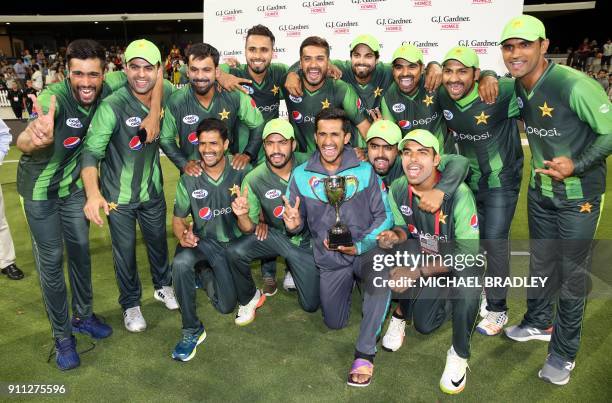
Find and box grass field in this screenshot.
[0,146,611,402]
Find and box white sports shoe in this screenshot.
[439,346,469,394]
[154,286,179,310]
[476,310,508,336]
[283,271,296,291]
[382,316,406,352]
[479,289,488,318]
[234,289,266,326]
[123,306,147,332]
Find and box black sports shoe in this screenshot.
[1,264,24,280]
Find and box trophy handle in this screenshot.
[343,175,359,202]
[309,177,327,203]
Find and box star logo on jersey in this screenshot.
[321,98,331,109]
[160,108,165,119]
[229,184,240,197]
[474,111,490,125]
[579,202,592,213]
[271,85,280,95]
[539,102,554,118]
[439,210,447,225]
[373,86,383,98]
[219,108,231,120]
[108,202,118,212]
[423,94,434,107]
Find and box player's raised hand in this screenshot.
[231,187,250,217]
[28,94,56,148]
[368,107,382,122]
[218,70,252,94]
[424,63,442,92]
[281,195,301,231]
[180,222,200,248]
[411,186,444,213]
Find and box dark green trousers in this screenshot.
[24,189,92,339]
[522,187,602,361]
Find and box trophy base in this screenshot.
[327,225,353,250]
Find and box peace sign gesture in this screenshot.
[281,195,302,232]
[27,94,56,149]
[231,186,250,218]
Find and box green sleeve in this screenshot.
[569,78,612,174]
[220,63,231,73]
[330,59,352,77]
[381,96,393,120]
[81,102,117,168]
[388,187,406,227]
[237,91,265,158]
[242,177,261,224]
[104,71,127,92]
[498,77,520,118]
[452,184,479,241]
[162,79,176,101]
[173,178,191,218]
[339,82,366,125]
[159,107,188,170]
[436,154,470,199]
[36,88,60,117]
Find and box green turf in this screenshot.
[0,147,611,402]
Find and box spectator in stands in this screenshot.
[603,39,612,70]
[31,65,43,91]
[23,80,37,117]
[22,49,33,66]
[13,58,26,84]
[596,69,609,92]
[36,49,46,65]
[577,38,591,71]
[7,81,26,120]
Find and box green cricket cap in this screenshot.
[366,120,402,145]
[500,15,546,43]
[350,34,380,53]
[262,118,295,140]
[125,39,161,66]
[398,129,440,154]
[442,46,479,68]
[392,44,424,64]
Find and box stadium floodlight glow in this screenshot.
[94,21,99,24]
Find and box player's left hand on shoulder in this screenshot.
[424,63,442,92]
[232,153,251,170]
[412,186,444,213]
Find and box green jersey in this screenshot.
[381,80,451,154]
[438,78,523,192]
[284,77,367,153]
[242,153,310,245]
[173,156,248,242]
[17,73,126,200]
[516,62,612,200]
[331,60,393,116]
[159,85,264,170]
[389,175,479,255]
[81,80,174,205]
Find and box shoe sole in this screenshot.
[172,330,208,362]
[476,326,503,336]
[538,371,570,386]
[235,293,266,327]
[72,326,113,339]
[263,288,278,297]
[381,338,404,352]
[125,325,146,333]
[153,292,179,310]
[440,382,465,394]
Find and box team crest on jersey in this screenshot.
[192,189,208,199]
[265,189,282,199]
[273,205,285,218]
[443,110,453,120]
[516,97,523,109]
[63,136,81,149]
[408,224,418,236]
[292,111,304,123]
[187,132,199,145]
[392,103,406,113]
[470,214,479,230]
[308,176,320,189]
[125,117,142,127]
[66,118,83,128]
[289,94,303,103]
[398,120,411,129]
[183,114,199,125]
[199,207,213,221]
[128,136,143,151]
[400,205,413,216]
[242,85,254,95]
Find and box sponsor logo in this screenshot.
[128,136,143,151]
[472,0,493,4]
[273,205,285,218]
[257,4,287,17]
[356,98,363,110]
[452,131,491,142]
[265,189,282,199]
[242,85,254,95]
[470,214,479,229]
[525,126,562,138]
[325,20,358,34]
[187,132,199,145]
[278,24,310,37]
[411,111,439,128]
[600,104,609,114]
[309,176,320,189]
[183,114,199,125]
[257,103,280,114]
[402,40,439,55]
[63,136,81,149]
[292,111,304,123]
[392,103,406,113]
[432,15,471,30]
[216,8,243,22]
[398,120,411,129]
[289,94,303,103]
[457,40,498,55]
[302,0,335,13]
[192,189,209,199]
[376,18,412,32]
[351,0,386,10]
[411,0,432,6]
[222,50,243,57]
[125,117,142,127]
[381,181,386,192]
[400,205,413,216]
[66,118,83,129]
[198,206,232,221]
[517,97,523,109]
[443,110,453,120]
[408,224,418,236]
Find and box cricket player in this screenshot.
[81,39,177,333]
[497,15,612,385]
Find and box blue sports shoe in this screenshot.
[172,325,207,362]
[72,314,113,339]
[55,336,80,371]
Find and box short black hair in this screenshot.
[66,39,106,69]
[315,107,350,134]
[197,118,228,141]
[300,36,330,58]
[187,43,220,67]
[246,25,275,47]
